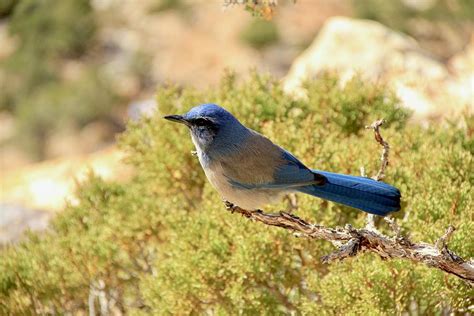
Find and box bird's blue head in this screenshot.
[164,103,249,155]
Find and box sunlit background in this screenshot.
[0,0,473,241]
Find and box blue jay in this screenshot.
[164,104,401,216]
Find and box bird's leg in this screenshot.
[284,193,298,212]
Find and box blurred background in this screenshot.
[0,0,473,242]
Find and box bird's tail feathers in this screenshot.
[297,170,401,216]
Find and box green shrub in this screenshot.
[352,0,474,36]
[0,0,17,18]
[240,19,280,49]
[14,69,119,158]
[8,0,95,60]
[0,0,106,158]
[1,73,472,314]
[2,0,96,100]
[149,0,187,13]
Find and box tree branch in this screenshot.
[365,118,389,181]
[223,120,474,284]
[225,204,474,283]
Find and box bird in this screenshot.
[164,103,401,216]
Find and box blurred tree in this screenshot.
[9,0,95,59]
[2,0,96,105]
[352,0,474,59]
[0,0,18,18]
[15,70,119,158]
[353,0,474,28]
[149,0,188,13]
[240,19,280,50]
[0,0,123,159]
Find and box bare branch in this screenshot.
[365,119,389,181]
[359,166,367,178]
[225,203,474,283]
[222,119,474,284]
[365,214,377,231]
[436,225,455,251]
[363,119,387,231]
[360,166,377,232]
[322,239,360,263]
[384,216,402,238]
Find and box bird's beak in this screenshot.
[163,115,190,126]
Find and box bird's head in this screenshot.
[164,103,248,154]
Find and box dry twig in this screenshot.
[223,120,474,284]
[365,119,389,181]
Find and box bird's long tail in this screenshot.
[297,170,401,216]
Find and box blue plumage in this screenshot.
[164,104,401,216]
[298,171,401,216]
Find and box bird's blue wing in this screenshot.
[272,150,321,185]
[227,146,325,190]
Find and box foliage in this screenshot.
[8,0,95,60]
[2,0,96,104]
[353,0,474,31]
[236,0,296,20]
[1,73,473,314]
[0,0,122,159]
[149,0,189,14]
[14,69,119,158]
[240,19,280,50]
[0,0,17,18]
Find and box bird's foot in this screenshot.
[223,200,254,218]
[284,193,298,212]
[224,200,235,211]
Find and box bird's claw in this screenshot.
[224,200,235,211]
[224,200,255,217]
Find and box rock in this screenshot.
[127,99,157,121]
[283,17,473,122]
[0,144,33,172]
[0,146,131,243]
[0,146,132,213]
[0,204,51,244]
[447,35,474,110]
[45,121,119,159]
[0,21,16,60]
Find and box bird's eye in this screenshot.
[193,118,213,126]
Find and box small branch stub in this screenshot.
[436,225,455,251]
[322,238,360,263]
[362,120,388,233]
[365,119,389,181]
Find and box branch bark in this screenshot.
[223,119,474,284]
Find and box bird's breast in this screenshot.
[198,152,284,210]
